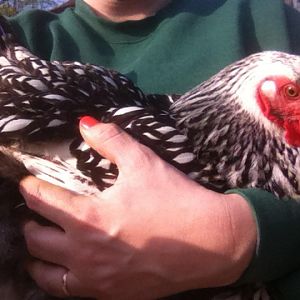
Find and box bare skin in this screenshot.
[83,0,172,22]
[20,119,256,299]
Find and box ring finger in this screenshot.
[27,259,72,298]
[26,259,89,298]
[24,220,69,266]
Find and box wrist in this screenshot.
[160,187,257,292]
[220,193,257,285]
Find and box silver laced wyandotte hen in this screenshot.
[0,13,300,300]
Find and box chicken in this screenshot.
[0,15,298,300]
[172,50,300,199]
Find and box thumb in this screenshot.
[79,116,144,171]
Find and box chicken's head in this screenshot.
[224,51,300,147]
[257,76,300,146]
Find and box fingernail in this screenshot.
[80,116,100,130]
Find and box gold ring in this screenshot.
[62,271,71,297]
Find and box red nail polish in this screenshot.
[80,116,99,129]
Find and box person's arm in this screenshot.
[19,117,256,299]
[228,188,300,286]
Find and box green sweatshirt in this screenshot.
[7,0,300,298]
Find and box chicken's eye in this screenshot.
[284,84,300,99]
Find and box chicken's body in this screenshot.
[0,16,299,300]
[2,40,300,200]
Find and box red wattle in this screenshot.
[284,121,300,147]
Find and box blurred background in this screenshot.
[0,0,65,15]
[285,0,300,10]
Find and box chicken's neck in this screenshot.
[171,90,300,199]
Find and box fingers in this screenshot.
[80,116,150,172]
[24,221,69,267]
[26,260,83,298]
[19,175,81,228]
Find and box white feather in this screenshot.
[173,153,195,164]
[1,119,32,132]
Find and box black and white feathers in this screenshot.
[1,37,300,200]
[0,16,300,300]
[0,20,186,197]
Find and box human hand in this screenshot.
[20,117,256,299]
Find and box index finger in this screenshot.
[19,176,82,228]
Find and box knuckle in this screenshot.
[99,123,123,142]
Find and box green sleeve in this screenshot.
[226,189,300,284]
[284,4,300,55]
[267,270,300,300]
